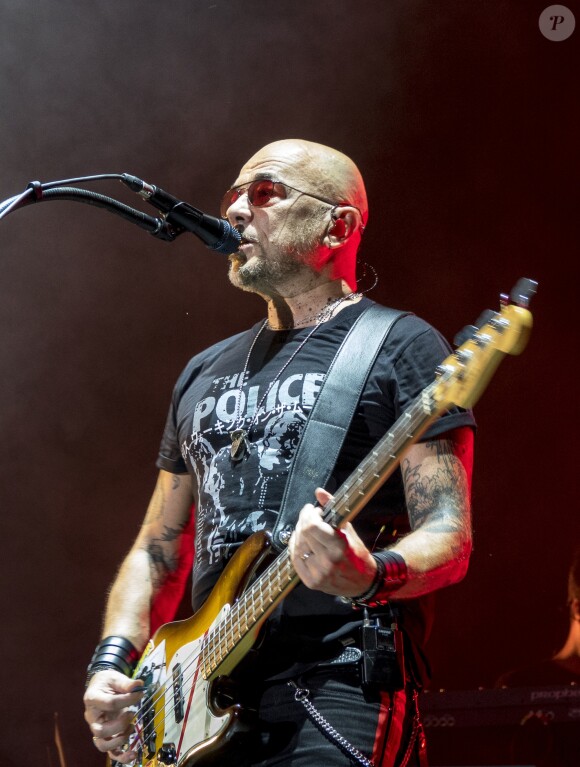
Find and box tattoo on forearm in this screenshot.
[141,477,189,587]
[161,521,188,542]
[143,520,188,584]
[145,541,180,587]
[403,439,470,536]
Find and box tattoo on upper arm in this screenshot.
[402,439,470,535]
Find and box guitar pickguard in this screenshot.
[130,607,233,766]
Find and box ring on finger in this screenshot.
[300,551,313,561]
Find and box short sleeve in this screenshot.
[156,382,189,475]
[391,324,477,439]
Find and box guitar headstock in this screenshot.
[433,278,537,411]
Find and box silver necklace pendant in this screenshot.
[230,428,250,462]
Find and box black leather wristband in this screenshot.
[350,554,386,604]
[349,550,408,608]
[85,635,139,687]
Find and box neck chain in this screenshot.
[267,290,359,331]
[229,292,358,462]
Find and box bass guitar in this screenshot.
[116,278,536,767]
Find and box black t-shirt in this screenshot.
[157,298,476,678]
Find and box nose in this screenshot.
[226,191,253,228]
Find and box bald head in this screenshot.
[229,139,368,293]
[237,139,368,225]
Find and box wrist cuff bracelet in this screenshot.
[85,635,139,687]
[349,550,408,608]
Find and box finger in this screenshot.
[84,681,144,720]
[92,721,134,752]
[290,489,337,566]
[296,509,346,555]
[108,674,146,696]
[92,710,134,740]
[125,676,147,693]
[87,668,143,696]
[108,686,145,705]
[314,487,334,507]
[92,728,131,754]
[108,746,139,764]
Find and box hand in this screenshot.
[289,488,377,597]
[83,669,144,763]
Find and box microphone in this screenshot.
[120,173,241,255]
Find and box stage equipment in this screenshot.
[0,173,241,255]
[420,684,579,766]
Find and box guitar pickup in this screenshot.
[172,663,184,723]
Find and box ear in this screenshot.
[323,206,361,249]
[572,598,580,621]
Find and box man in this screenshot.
[83,139,475,766]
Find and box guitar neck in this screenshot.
[324,380,441,529]
[201,380,443,678]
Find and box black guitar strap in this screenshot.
[271,302,410,552]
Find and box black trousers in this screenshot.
[237,668,426,767]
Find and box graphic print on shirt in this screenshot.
[181,369,325,574]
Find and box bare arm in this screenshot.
[103,469,194,649]
[388,425,473,597]
[290,426,473,599]
[84,469,194,763]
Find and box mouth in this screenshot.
[229,232,257,264]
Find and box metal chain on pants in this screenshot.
[288,681,375,767]
[288,681,421,767]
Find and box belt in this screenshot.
[315,645,363,669]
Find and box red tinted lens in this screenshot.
[247,179,279,207]
[221,180,286,217]
[220,188,241,218]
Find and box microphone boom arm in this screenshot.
[1,183,180,241]
[1,172,241,253]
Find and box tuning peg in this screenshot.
[454,325,477,347]
[474,309,497,329]
[509,278,538,308]
[454,309,497,347]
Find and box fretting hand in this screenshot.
[289,487,377,597]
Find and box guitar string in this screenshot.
[128,382,441,749]
[128,549,297,751]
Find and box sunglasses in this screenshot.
[220,178,356,219]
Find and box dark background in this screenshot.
[0,1,577,765]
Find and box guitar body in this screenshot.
[128,530,273,766]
